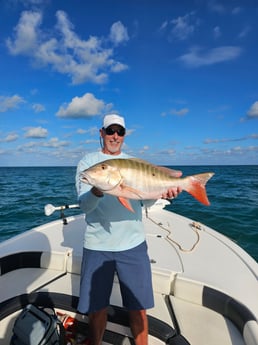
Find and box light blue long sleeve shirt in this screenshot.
[76,151,153,251]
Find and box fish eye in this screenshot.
[101,164,106,170]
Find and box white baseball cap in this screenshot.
[102,114,125,129]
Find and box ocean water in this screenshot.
[0,165,257,262]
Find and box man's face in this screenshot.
[100,125,126,155]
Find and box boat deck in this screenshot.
[0,202,257,344]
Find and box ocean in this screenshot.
[0,165,257,262]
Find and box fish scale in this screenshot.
[120,161,171,193]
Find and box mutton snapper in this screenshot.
[80,158,214,212]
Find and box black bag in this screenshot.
[10,304,65,345]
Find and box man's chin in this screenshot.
[107,144,121,154]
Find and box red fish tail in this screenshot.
[184,173,214,206]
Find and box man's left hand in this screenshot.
[161,187,182,199]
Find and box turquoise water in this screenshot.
[0,165,257,261]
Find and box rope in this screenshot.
[145,208,202,252]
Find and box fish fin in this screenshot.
[120,184,143,198]
[184,172,214,206]
[156,166,182,177]
[117,183,145,212]
[118,197,135,212]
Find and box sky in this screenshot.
[0,0,258,167]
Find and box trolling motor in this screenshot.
[44,203,79,225]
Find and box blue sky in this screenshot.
[0,0,258,166]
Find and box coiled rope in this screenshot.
[145,207,202,252]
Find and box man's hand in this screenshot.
[161,186,182,199]
[91,187,104,197]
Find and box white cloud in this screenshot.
[139,145,149,154]
[84,139,99,145]
[0,133,19,142]
[77,127,99,135]
[56,93,107,119]
[42,137,70,148]
[32,103,45,112]
[109,21,129,45]
[213,26,221,39]
[77,128,87,134]
[238,26,251,39]
[204,133,258,144]
[170,108,189,116]
[170,12,196,41]
[18,0,47,5]
[6,10,129,85]
[158,149,176,156]
[179,46,242,68]
[21,141,37,148]
[110,61,129,73]
[24,126,48,138]
[0,94,25,112]
[30,88,38,95]
[247,101,258,119]
[158,21,168,32]
[207,0,226,14]
[20,137,69,148]
[232,7,242,15]
[6,11,42,55]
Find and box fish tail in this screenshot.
[184,172,214,206]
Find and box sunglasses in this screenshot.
[103,127,126,136]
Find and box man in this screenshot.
[75,114,181,345]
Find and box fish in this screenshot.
[80,158,214,212]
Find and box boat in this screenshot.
[0,199,257,345]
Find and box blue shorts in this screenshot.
[77,241,154,313]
